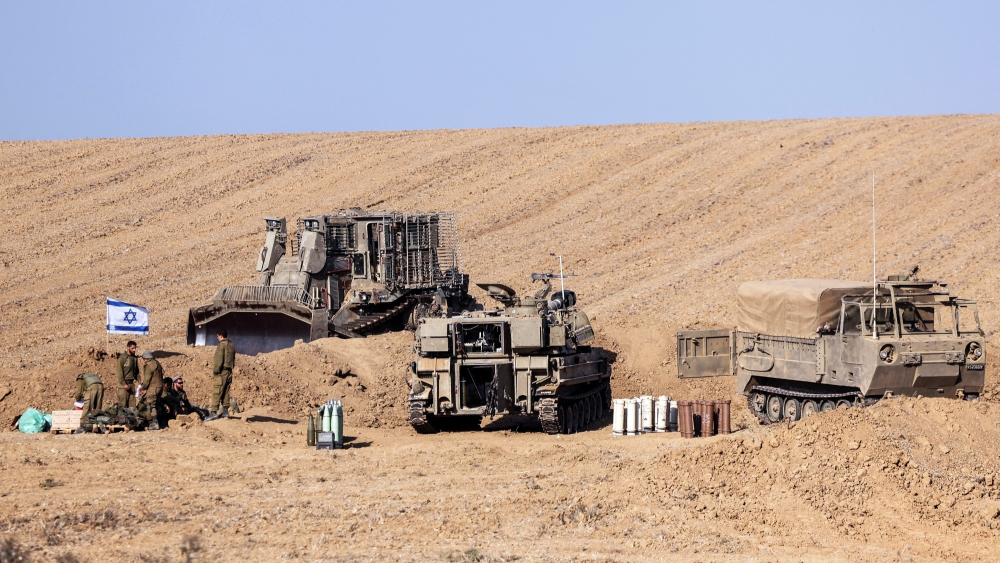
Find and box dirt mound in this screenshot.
[1,332,412,429]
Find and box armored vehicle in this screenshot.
[187,209,469,355]
[677,273,985,424]
[407,274,612,434]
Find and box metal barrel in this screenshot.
[634,398,643,434]
[654,396,668,432]
[678,400,694,438]
[612,399,626,436]
[700,400,714,437]
[640,396,654,433]
[718,399,732,435]
[625,399,638,435]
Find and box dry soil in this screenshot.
[1,116,1000,561]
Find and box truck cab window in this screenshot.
[842,303,862,334]
[898,302,935,333]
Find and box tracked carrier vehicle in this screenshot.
[677,274,985,424]
[408,274,612,434]
[187,210,469,355]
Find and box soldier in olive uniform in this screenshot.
[209,329,236,419]
[137,351,164,430]
[163,377,207,419]
[74,373,104,418]
[115,341,140,408]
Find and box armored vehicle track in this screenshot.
[538,381,612,434]
[747,385,874,425]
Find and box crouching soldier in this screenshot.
[163,377,208,419]
[137,351,164,430]
[74,373,104,418]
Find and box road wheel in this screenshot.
[836,399,852,409]
[801,400,819,418]
[568,404,578,434]
[750,392,767,414]
[766,395,783,423]
[592,394,601,421]
[820,400,836,412]
[558,405,568,434]
[782,397,801,422]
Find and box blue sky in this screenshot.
[1,1,997,140]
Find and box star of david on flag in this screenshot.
[106,298,150,335]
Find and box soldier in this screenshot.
[115,341,140,408]
[207,329,236,420]
[137,351,164,430]
[163,376,207,419]
[160,377,174,420]
[73,373,104,418]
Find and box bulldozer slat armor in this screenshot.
[187,210,470,354]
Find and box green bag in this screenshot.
[18,409,47,434]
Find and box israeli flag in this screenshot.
[106,298,150,335]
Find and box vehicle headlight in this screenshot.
[966,342,983,361]
[879,344,896,363]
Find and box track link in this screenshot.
[408,399,438,434]
[537,381,611,435]
[336,298,417,337]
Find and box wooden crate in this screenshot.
[50,410,83,431]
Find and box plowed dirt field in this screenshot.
[2,115,1000,561]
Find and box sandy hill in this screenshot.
[2,115,999,397]
[3,116,1000,561]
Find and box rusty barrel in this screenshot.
[677,400,694,438]
[700,400,714,437]
[717,399,732,435]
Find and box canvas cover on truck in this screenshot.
[736,280,871,339]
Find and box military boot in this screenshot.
[147,419,160,431]
[216,406,230,420]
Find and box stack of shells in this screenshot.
[612,396,678,436]
[307,399,344,449]
[676,399,731,438]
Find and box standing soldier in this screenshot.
[138,351,164,430]
[208,329,236,420]
[115,341,140,408]
[74,373,104,418]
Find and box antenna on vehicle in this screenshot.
[549,253,565,301]
[871,169,878,339]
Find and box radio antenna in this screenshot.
[558,255,565,298]
[871,169,878,339]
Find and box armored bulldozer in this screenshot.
[187,209,469,355]
[407,274,612,434]
[677,273,986,424]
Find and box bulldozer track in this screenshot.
[538,381,611,435]
[337,298,417,337]
[408,399,438,434]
